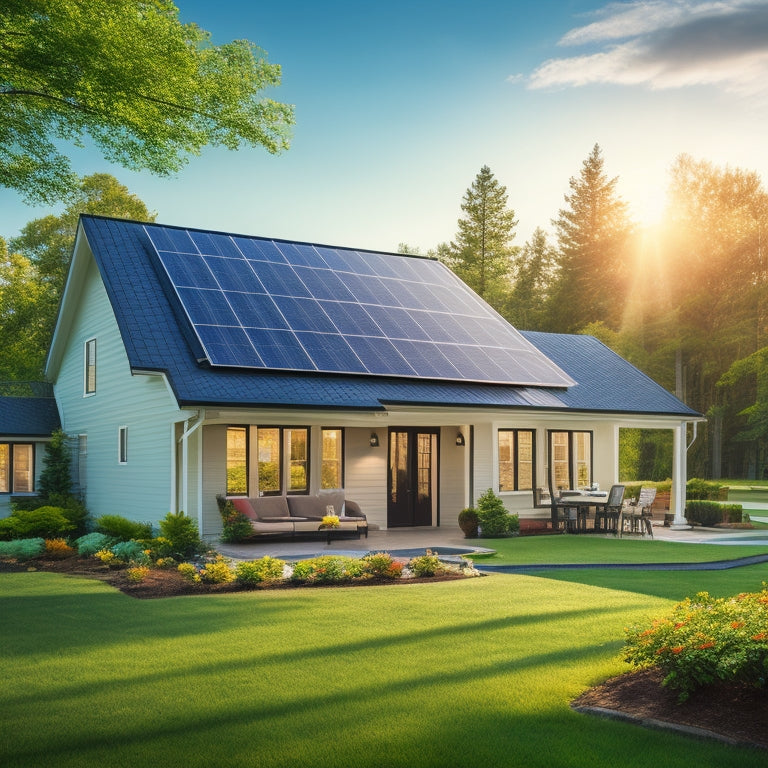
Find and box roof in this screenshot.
[60,215,700,418]
[0,397,60,437]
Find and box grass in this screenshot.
[2,564,768,768]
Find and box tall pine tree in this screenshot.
[443,166,518,309]
[549,144,633,332]
[506,227,557,330]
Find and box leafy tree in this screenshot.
[506,227,557,329]
[0,0,294,204]
[549,144,633,332]
[442,166,518,308]
[37,428,73,501]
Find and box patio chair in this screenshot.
[594,484,625,534]
[629,486,656,537]
[547,474,572,532]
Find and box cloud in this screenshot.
[528,0,768,96]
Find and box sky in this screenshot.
[2,0,768,253]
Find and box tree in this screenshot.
[549,144,633,332]
[442,166,518,308]
[0,0,294,204]
[506,227,557,329]
[4,174,156,379]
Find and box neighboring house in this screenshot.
[41,215,702,536]
[0,386,61,517]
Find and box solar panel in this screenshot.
[144,225,574,387]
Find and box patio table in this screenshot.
[556,491,608,533]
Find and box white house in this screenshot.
[40,215,702,536]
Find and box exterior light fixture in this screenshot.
[456,432,465,447]
[369,432,380,447]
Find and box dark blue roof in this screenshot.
[77,215,700,417]
[0,397,60,437]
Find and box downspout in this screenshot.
[177,411,205,516]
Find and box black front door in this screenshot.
[387,428,438,527]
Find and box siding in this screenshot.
[53,258,181,524]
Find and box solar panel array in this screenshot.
[143,225,573,387]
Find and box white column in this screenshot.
[670,422,690,529]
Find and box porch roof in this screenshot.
[0,397,60,437]
[73,216,699,419]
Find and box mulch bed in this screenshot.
[573,666,768,750]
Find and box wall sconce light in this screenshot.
[456,432,466,447]
[369,432,380,448]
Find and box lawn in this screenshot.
[2,563,767,768]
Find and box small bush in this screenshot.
[290,555,364,584]
[235,556,286,585]
[0,507,74,540]
[75,532,114,557]
[361,552,403,580]
[44,538,76,559]
[94,549,118,565]
[158,512,203,559]
[111,540,150,565]
[476,488,517,537]
[686,478,728,500]
[177,562,201,583]
[0,538,46,560]
[155,557,177,569]
[458,507,479,538]
[126,566,150,583]
[408,551,443,577]
[200,557,235,583]
[96,515,153,541]
[625,588,768,701]
[216,496,254,543]
[685,501,742,527]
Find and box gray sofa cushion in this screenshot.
[250,495,291,518]
[286,495,324,519]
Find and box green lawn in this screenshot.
[2,565,768,768]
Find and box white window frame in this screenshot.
[118,426,128,465]
[84,338,97,396]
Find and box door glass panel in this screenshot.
[416,433,432,503]
[389,431,408,505]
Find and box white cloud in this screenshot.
[528,0,768,96]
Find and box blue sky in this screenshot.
[2,0,768,252]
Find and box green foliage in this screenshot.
[625,588,768,701]
[1,1,293,205]
[110,540,150,565]
[216,495,254,543]
[506,227,557,329]
[686,478,728,500]
[290,555,364,584]
[0,506,73,540]
[158,512,204,559]
[126,566,150,583]
[686,501,742,527]
[74,532,114,557]
[0,537,45,560]
[177,562,201,584]
[37,429,71,501]
[361,552,403,580]
[476,488,518,537]
[619,428,673,483]
[200,557,235,584]
[235,556,286,586]
[408,551,443,577]
[96,514,153,542]
[458,507,479,538]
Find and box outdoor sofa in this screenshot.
[227,492,368,541]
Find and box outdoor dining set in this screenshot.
[548,484,656,536]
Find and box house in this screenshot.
[38,215,701,536]
[0,385,61,517]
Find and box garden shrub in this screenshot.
[126,566,150,583]
[458,507,479,538]
[44,538,76,559]
[0,538,46,560]
[361,552,403,579]
[290,555,364,584]
[111,540,150,564]
[216,495,253,543]
[685,501,742,527]
[94,549,118,566]
[200,557,235,583]
[235,556,286,585]
[96,514,153,541]
[158,512,204,559]
[476,488,518,537]
[177,562,201,583]
[0,506,74,540]
[625,588,768,701]
[75,532,114,557]
[408,551,443,577]
[686,478,728,500]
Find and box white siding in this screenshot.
[341,427,387,528]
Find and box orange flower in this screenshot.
[697,642,715,650]
[671,646,685,654]
[752,632,766,641]
[731,621,745,629]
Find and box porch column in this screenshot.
[670,422,690,529]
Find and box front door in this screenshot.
[387,428,439,527]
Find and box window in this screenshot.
[253,427,311,496]
[257,427,281,495]
[548,430,592,490]
[0,443,34,493]
[84,338,97,395]
[118,426,128,464]
[498,429,535,492]
[226,427,247,495]
[321,428,344,489]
